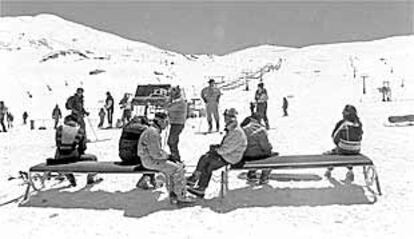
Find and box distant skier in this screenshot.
[166,86,187,162]
[6,112,14,129]
[323,104,363,183]
[201,79,222,132]
[255,82,270,129]
[104,91,114,128]
[22,111,28,125]
[0,101,7,132]
[65,87,90,132]
[282,97,289,116]
[52,104,62,129]
[119,93,132,126]
[98,108,106,128]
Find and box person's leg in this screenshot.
[212,104,220,131]
[263,102,269,129]
[79,154,102,184]
[187,153,210,185]
[197,154,227,190]
[167,124,184,162]
[206,104,213,131]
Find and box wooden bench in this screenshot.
[219,154,382,198]
[23,161,158,201]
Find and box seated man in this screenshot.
[137,112,193,203]
[48,115,102,187]
[186,108,248,198]
[238,113,276,184]
[118,115,156,189]
[324,104,363,182]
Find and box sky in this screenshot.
[1,0,413,55]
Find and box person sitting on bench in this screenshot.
[48,114,102,187]
[324,104,364,182]
[137,112,193,203]
[186,108,247,198]
[237,113,277,184]
[118,115,156,189]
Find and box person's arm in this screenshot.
[216,88,222,102]
[201,88,207,103]
[258,132,273,155]
[216,130,242,156]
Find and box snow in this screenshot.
[1,14,414,239]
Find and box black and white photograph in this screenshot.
[0,0,413,238]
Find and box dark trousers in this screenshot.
[196,151,228,189]
[0,118,6,132]
[98,116,105,128]
[167,124,185,161]
[256,102,269,128]
[54,119,59,129]
[283,107,288,116]
[107,109,113,125]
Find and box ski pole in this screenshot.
[86,116,99,141]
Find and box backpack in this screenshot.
[65,96,75,110]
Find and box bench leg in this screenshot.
[220,166,229,200]
[363,165,382,196]
[374,167,382,196]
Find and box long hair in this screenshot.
[343,104,361,125]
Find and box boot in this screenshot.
[66,173,77,187]
[324,167,333,178]
[86,173,103,185]
[136,175,153,189]
[187,186,205,198]
[259,170,271,184]
[246,170,258,182]
[186,171,201,187]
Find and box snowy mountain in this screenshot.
[1,14,414,120]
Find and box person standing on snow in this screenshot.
[65,87,90,132]
[282,97,288,116]
[98,108,106,128]
[7,112,14,129]
[52,104,62,129]
[255,82,270,129]
[104,91,114,128]
[22,111,28,125]
[119,93,132,126]
[166,86,187,163]
[201,79,222,132]
[0,101,8,132]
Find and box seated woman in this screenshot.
[324,104,363,182]
[186,108,247,198]
[237,113,277,184]
[48,115,102,187]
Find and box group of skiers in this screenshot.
[47,80,362,203]
[0,101,14,132]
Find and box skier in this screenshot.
[255,82,270,129]
[98,108,106,128]
[65,88,90,132]
[237,113,276,184]
[282,97,288,116]
[48,114,102,187]
[104,91,114,128]
[52,104,62,129]
[0,101,7,132]
[166,86,187,162]
[137,112,193,203]
[22,111,28,125]
[6,112,14,129]
[119,93,132,126]
[118,115,156,189]
[323,104,363,182]
[201,79,222,132]
[186,108,247,198]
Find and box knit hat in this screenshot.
[154,112,168,120]
[208,79,215,84]
[223,108,238,118]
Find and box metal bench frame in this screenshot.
[22,161,158,201]
[219,154,382,199]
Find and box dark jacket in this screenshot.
[66,94,87,118]
[50,122,87,164]
[332,119,363,154]
[105,94,114,111]
[52,107,62,120]
[119,120,148,163]
[242,121,273,158]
